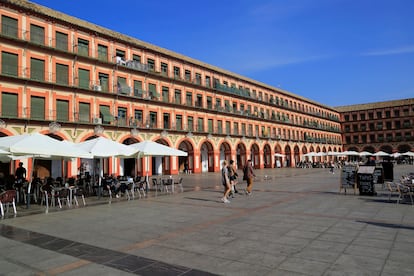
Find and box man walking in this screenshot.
[243,160,255,195]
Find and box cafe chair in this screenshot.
[56,188,71,208]
[162,178,174,193]
[386,181,399,202]
[396,183,413,205]
[174,177,184,192]
[134,177,146,198]
[73,187,86,206]
[0,190,17,217]
[153,178,164,195]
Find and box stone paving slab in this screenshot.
[0,165,414,275]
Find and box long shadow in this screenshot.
[357,220,414,231]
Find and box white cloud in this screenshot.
[362,45,414,56]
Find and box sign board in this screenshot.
[339,164,357,194]
[358,172,376,195]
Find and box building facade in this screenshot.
[0,0,342,178]
[336,99,414,154]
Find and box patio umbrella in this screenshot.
[373,151,390,157]
[128,140,188,191]
[342,150,360,156]
[391,152,401,158]
[402,151,414,157]
[74,136,138,158]
[359,151,373,157]
[0,133,92,159]
[74,136,140,197]
[274,153,284,157]
[0,133,92,208]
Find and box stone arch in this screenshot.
[250,143,260,169]
[263,143,272,168]
[236,142,247,170]
[219,141,232,169]
[200,140,214,172]
[178,139,194,173]
[284,145,292,167]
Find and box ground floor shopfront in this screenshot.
[0,126,342,179]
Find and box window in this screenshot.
[217,120,222,134]
[147,58,155,71]
[132,54,141,63]
[163,113,170,129]
[134,80,143,97]
[173,66,180,79]
[225,121,231,135]
[1,52,18,76]
[394,109,400,117]
[207,96,212,109]
[376,111,382,119]
[117,107,127,126]
[30,58,44,81]
[176,115,182,130]
[205,76,211,87]
[385,111,391,118]
[98,73,109,92]
[186,92,192,106]
[99,105,112,124]
[162,86,169,102]
[161,62,168,75]
[55,31,68,51]
[174,89,181,104]
[197,118,204,132]
[208,119,213,133]
[77,38,89,56]
[30,96,45,120]
[2,15,18,38]
[78,102,90,123]
[78,68,90,89]
[1,92,18,117]
[368,112,374,119]
[187,116,193,131]
[241,123,246,136]
[352,114,357,121]
[97,44,108,61]
[234,122,239,135]
[195,73,201,85]
[185,70,191,81]
[56,63,69,85]
[30,24,44,45]
[196,94,202,108]
[386,121,392,130]
[56,99,69,121]
[117,77,129,95]
[360,113,365,120]
[148,83,157,99]
[134,110,143,126]
[116,49,125,58]
[149,111,157,128]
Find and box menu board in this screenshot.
[339,164,357,194]
[357,166,377,195]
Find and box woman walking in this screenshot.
[243,159,256,195]
[221,160,231,203]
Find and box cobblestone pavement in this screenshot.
[1,164,414,275]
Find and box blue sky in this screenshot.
[31,0,414,107]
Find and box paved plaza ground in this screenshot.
[1,164,414,275]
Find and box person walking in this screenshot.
[243,159,255,195]
[221,160,231,203]
[228,160,239,197]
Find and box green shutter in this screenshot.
[77,38,89,56]
[30,96,45,120]
[99,73,109,92]
[98,44,108,61]
[56,100,69,121]
[78,69,90,89]
[55,31,68,51]
[30,58,44,81]
[99,105,112,124]
[2,15,18,38]
[134,80,143,97]
[2,93,18,117]
[2,52,18,76]
[78,102,90,123]
[30,24,44,45]
[56,63,68,85]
